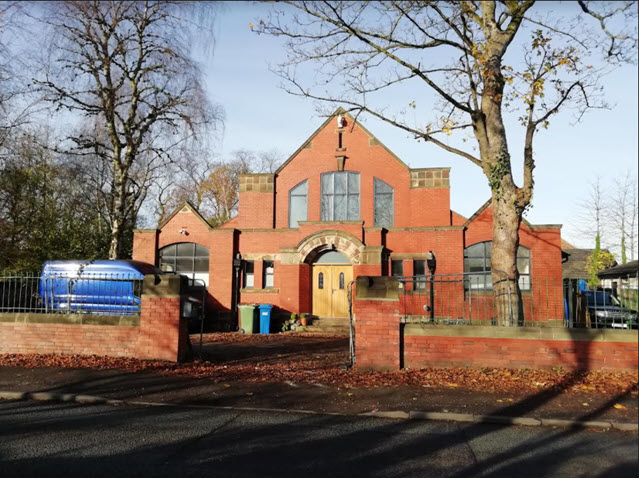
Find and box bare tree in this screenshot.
[574,177,608,250]
[255,1,637,323]
[151,148,283,228]
[0,1,34,150]
[629,179,638,262]
[34,1,222,258]
[611,172,638,263]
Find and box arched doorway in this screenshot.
[311,250,353,318]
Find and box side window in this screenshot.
[243,261,254,288]
[391,259,404,277]
[463,242,531,290]
[374,178,394,227]
[289,180,308,228]
[263,260,274,288]
[413,260,426,290]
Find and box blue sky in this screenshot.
[204,2,638,250]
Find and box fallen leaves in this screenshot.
[0,333,636,397]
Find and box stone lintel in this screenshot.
[360,246,384,265]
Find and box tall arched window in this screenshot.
[463,241,531,290]
[289,179,308,228]
[159,243,210,286]
[374,178,394,227]
[321,171,360,221]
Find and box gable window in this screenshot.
[321,172,360,221]
[374,178,394,227]
[263,260,274,288]
[464,242,531,291]
[289,180,308,228]
[159,243,209,287]
[243,261,254,288]
[413,260,426,290]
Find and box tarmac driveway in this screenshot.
[193,333,350,367]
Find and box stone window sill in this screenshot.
[241,288,280,294]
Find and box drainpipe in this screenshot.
[233,253,242,330]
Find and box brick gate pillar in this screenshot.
[354,276,401,371]
[138,274,190,362]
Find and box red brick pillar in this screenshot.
[138,275,190,362]
[354,276,401,371]
[209,229,237,311]
[132,229,159,265]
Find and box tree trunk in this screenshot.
[108,167,127,259]
[491,194,523,325]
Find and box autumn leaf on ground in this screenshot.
[613,403,627,410]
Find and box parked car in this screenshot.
[585,290,638,329]
[39,260,162,315]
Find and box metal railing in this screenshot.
[398,272,638,329]
[0,272,143,316]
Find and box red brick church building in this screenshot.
[133,110,564,324]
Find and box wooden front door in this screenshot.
[312,265,353,318]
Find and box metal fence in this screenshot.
[0,272,144,315]
[399,272,638,329]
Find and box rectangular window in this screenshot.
[391,260,404,277]
[243,261,254,288]
[289,180,308,228]
[374,178,394,227]
[320,172,360,221]
[413,260,426,290]
[263,260,274,288]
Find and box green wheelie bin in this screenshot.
[238,304,257,334]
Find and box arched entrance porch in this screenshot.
[296,230,364,319]
[311,251,353,318]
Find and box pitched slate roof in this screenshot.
[597,260,639,279]
[562,248,613,279]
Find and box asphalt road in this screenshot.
[0,400,636,477]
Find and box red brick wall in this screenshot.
[132,230,158,265]
[208,230,236,311]
[0,322,141,357]
[410,188,451,226]
[158,210,214,249]
[404,334,638,371]
[355,298,401,371]
[0,281,189,362]
[451,211,467,226]
[353,280,638,372]
[238,191,274,229]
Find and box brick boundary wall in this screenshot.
[0,275,190,362]
[404,325,638,371]
[354,276,638,372]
